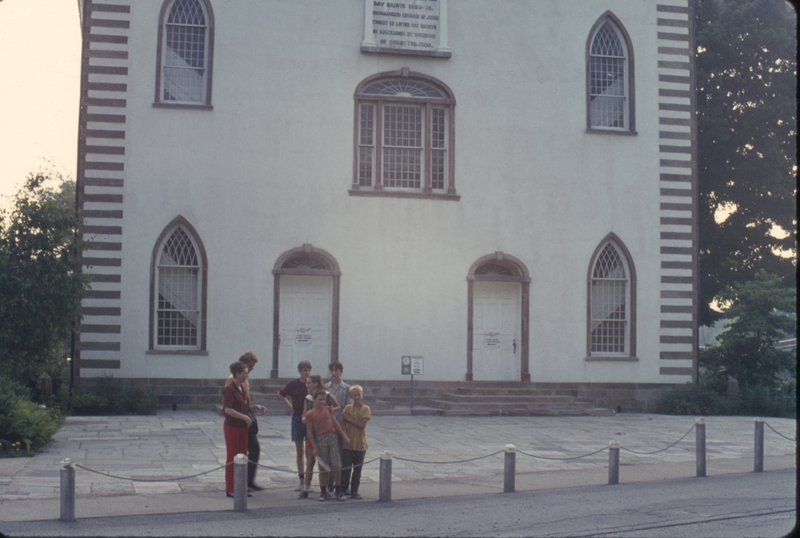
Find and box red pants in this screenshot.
[224,425,249,494]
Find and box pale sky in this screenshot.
[0,0,82,208]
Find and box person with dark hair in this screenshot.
[297,374,339,498]
[222,361,253,498]
[278,360,312,491]
[325,361,350,492]
[305,388,350,501]
[223,350,266,491]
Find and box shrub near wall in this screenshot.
[71,376,158,416]
[0,378,62,457]
[657,374,796,418]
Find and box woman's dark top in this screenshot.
[223,382,249,428]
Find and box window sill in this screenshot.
[147,350,209,356]
[152,102,213,111]
[349,189,460,201]
[584,356,639,362]
[585,128,637,136]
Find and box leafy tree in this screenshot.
[695,0,797,326]
[700,270,796,391]
[0,173,89,391]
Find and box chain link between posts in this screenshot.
[619,423,696,455]
[74,462,231,482]
[516,445,609,460]
[764,421,796,441]
[69,420,794,482]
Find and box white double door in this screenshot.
[472,281,520,381]
[279,275,331,375]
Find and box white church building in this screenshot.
[74,0,699,410]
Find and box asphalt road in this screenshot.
[1,469,794,537]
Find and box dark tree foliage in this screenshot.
[701,270,796,390]
[0,174,89,390]
[695,0,797,326]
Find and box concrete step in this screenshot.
[220,380,616,417]
[436,393,581,404]
[454,387,561,396]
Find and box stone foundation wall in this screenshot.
[73,378,689,412]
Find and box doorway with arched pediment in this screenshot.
[467,252,530,382]
[271,244,340,379]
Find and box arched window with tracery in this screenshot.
[150,218,208,351]
[587,13,635,132]
[587,236,636,358]
[155,0,214,106]
[351,70,457,200]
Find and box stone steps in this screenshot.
[211,380,616,417]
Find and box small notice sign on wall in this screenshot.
[295,328,312,345]
[484,332,501,348]
[361,0,451,58]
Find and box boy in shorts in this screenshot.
[278,360,312,491]
[305,389,350,501]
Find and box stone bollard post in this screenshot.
[503,444,516,493]
[754,418,764,473]
[60,458,75,522]
[695,418,706,477]
[608,441,619,485]
[379,451,392,502]
[233,453,248,512]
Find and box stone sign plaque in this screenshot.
[362,0,451,58]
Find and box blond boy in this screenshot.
[339,384,371,499]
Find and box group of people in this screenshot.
[222,352,371,502]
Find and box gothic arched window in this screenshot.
[587,14,635,132]
[155,0,214,106]
[588,237,636,357]
[150,218,207,351]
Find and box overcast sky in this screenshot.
[0,0,82,207]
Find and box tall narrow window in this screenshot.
[156,0,214,106]
[352,71,457,200]
[587,236,636,358]
[150,218,207,352]
[587,14,634,132]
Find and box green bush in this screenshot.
[0,377,62,457]
[657,384,735,415]
[658,374,796,418]
[72,376,158,416]
[70,393,109,415]
[736,380,796,418]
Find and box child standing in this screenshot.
[305,389,350,501]
[297,375,339,498]
[325,361,350,492]
[339,384,370,499]
[278,360,312,491]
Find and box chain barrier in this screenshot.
[69,420,789,484]
[764,421,796,442]
[516,445,608,460]
[619,423,696,455]
[74,462,230,482]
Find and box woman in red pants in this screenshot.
[223,361,253,497]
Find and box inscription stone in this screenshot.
[362,0,451,57]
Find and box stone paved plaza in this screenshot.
[0,411,794,506]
